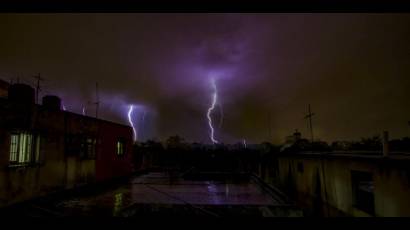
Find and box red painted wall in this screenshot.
[95,122,133,182]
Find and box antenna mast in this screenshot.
[304,104,315,142]
[33,73,44,104]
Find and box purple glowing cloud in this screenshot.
[2,14,409,143]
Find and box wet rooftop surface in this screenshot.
[2,172,303,217]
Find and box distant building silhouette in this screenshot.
[285,129,302,144]
[0,78,10,98]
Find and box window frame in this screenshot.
[116,139,126,156]
[80,136,97,160]
[86,137,97,159]
[9,131,41,166]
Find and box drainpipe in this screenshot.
[382,131,389,157]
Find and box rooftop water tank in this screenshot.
[8,83,35,104]
[42,95,61,111]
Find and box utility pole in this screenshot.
[33,73,44,104]
[304,104,315,142]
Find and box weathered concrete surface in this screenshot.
[0,97,133,208]
[0,172,302,217]
[258,152,410,217]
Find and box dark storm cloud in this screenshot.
[0,13,409,143]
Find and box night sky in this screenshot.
[1,13,410,144]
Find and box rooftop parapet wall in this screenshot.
[258,152,410,217]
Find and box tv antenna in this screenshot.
[33,73,44,104]
[304,104,315,142]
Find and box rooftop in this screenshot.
[1,172,302,217]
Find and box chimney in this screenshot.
[382,131,389,157]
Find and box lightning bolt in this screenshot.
[128,105,137,142]
[62,104,66,111]
[207,78,218,144]
[243,139,247,148]
[82,106,86,116]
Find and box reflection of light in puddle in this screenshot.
[58,199,90,209]
[113,193,123,216]
[206,182,222,204]
[59,199,81,208]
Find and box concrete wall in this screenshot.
[0,110,96,207]
[258,153,410,217]
[0,100,133,207]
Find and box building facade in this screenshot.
[0,83,133,207]
[258,152,410,217]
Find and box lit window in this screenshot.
[117,140,125,156]
[9,132,40,165]
[10,134,19,162]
